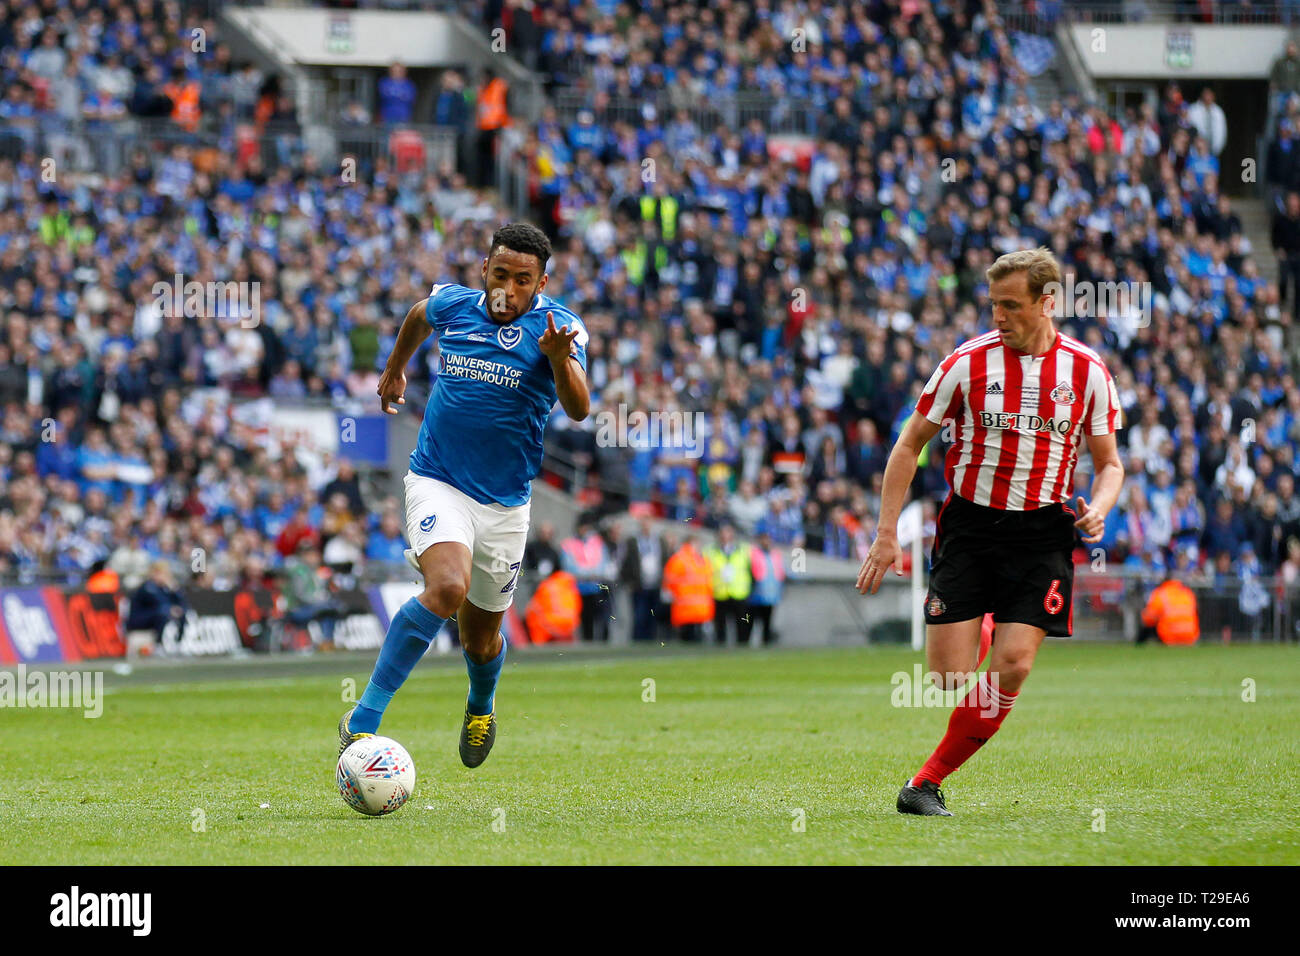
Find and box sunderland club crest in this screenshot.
[1050,382,1077,404]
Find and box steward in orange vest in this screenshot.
[87,561,120,594]
[663,538,714,631]
[164,67,201,132]
[1140,575,1200,644]
[525,569,581,644]
[476,73,510,131]
[473,69,510,188]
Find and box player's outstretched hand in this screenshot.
[1074,495,1105,543]
[856,532,905,595]
[377,367,407,415]
[538,310,579,363]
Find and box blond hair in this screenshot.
[985,247,1062,299]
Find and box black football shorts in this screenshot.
[924,492,1077,637]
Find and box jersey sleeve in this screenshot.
[1084,360,1122,436]
[423,283,457,332]
[566,313,589,372]
[915,350,964,426]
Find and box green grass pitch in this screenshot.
[2,643,1297,865]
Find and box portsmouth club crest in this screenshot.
[927,595,946,618]
[1050,382,1077,405]
[497,324,523,350]
[419,514,437,533]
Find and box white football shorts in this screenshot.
[402,471,530,613]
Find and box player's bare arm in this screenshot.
[377,297,434,415]
[539,310,590,421]
[1075,431,1125,544]
[856,410,942,595]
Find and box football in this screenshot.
[336,736,416,817]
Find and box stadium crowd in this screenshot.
[0,0,1297,646]
[0,0,300,153]
[513,0,1300,593]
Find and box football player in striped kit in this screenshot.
[858,247,1126,815]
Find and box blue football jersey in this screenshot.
[409,283,589,506]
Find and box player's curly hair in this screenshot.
[488,222,552,271]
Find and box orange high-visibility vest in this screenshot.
[1141,579,1200,645]
[165,80,201,132]
[477,78,509,131]
[525,571,580,643]
[663,545,714,626]
[87,568,120,593]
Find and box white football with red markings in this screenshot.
[336,736,416,817]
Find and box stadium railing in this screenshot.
[997,0,1300,33]
[224,0,482,16]
[548,89,829,138]
[0,116,462,178]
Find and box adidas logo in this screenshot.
[985,381,1003,394]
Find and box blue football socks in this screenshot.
[465,634,507,716]
[350,597,445,734]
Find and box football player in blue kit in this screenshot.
[339,223,590,767]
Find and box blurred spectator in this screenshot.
[1273,192,1300,316]
[322,519,366,573]
[276,506,319,559]
[1185,88,1226,157]
[124,559,187,657]
[523,521,562,580]
[1237,542,1271,636]
[561,519,614,642]
[377,61,416,125]
[129,63,175,118]
[366,513,408,565]
[282,540,343,649]
[747,530,785,645]
[340,99,371,127]
[622,517,663,642]
[1271,42,1300,118]
[108,530,151,591]
[505,0,542,71]
[1202,497,1248,557]
[727,478,769,536]
[323,460,366,519]
[433,69,470,132]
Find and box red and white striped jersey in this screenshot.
[915,330,1122,511]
